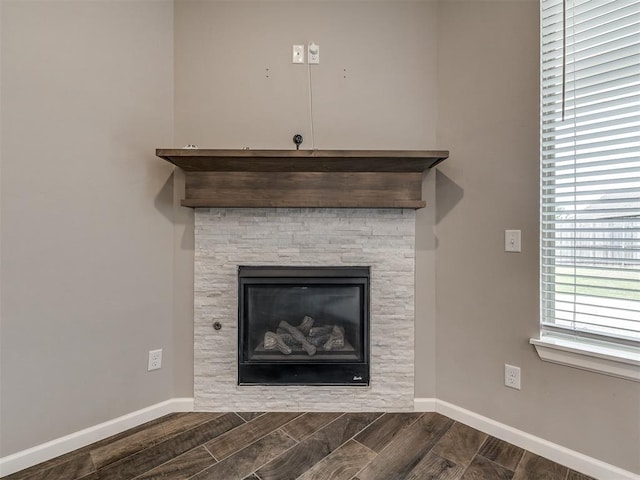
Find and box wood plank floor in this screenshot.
[2,412,596,480]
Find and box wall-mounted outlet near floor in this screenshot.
[148,349,162,371]
[504,364,521,390]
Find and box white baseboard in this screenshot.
[413,397,437,412]
[414,397,639,480]
[0,397,194,477]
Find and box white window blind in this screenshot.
[540,0,640,345]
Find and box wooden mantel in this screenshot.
[156,149,449,209]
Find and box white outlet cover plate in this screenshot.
[308,43,319,64]
[148,349,162,371]
[505,364,521,390]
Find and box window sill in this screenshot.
[530,335,640,383]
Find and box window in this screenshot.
[533,0,640,380]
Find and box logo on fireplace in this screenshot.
[353,375,363,381]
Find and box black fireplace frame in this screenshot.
[237,266,370,386]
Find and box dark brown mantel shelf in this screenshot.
[156,149,449,209]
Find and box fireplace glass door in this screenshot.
[238,266,370,386]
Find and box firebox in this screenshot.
[238,266,370,386]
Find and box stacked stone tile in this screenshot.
[194,208,415,411]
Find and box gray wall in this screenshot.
[435,1,639,473]
[174,0,639,473]
[173,0,440,398]
[0,0,175,456]
[1,0,638,474]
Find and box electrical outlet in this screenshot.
[308,43,319,64]
[504,364,521,390]
[148,349,162,371]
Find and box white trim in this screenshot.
[3,396,637,479]
[413,397,436,412]
[0,398,194,477]
[530,336,640,383]
[414,398,639,480]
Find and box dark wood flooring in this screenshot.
[2,412,596,480]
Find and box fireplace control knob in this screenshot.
[213,321,222,331]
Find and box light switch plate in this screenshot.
[505,230,521,252]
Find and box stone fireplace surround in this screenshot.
[194,207,416,411]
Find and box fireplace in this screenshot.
[160,149,445,409]
[238,266,370,386]
[193,208,415,411]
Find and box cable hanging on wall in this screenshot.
[307,54,316,149]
